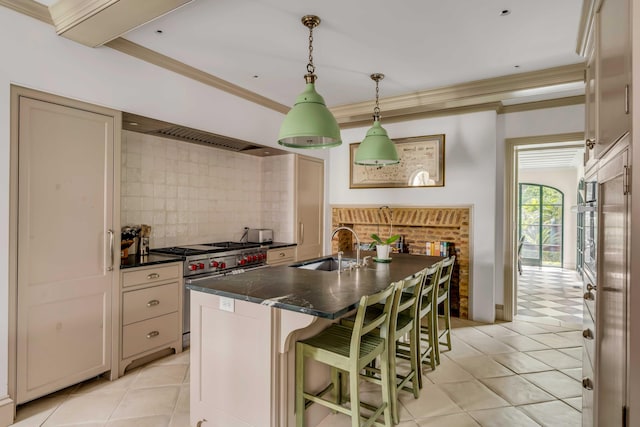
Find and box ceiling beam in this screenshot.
[331,63,586,125]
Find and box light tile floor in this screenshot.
[516,266,583,328]
[12,318,582,426]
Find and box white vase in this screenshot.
[376,244,391,260]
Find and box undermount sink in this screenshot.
[290,256,356,272]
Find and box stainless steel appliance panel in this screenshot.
[595,146,628,426]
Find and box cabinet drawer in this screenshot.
[267,247,296,265]
[122,312,179,359]
[122,263,181,288]
[123,282,180,326]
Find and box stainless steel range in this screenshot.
[151,241,269,347]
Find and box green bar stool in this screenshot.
[341,271,426,424]
[295,282,396,427]
[416,261,442,385]
[434,256,456,365]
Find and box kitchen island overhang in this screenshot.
[188,252,445,427]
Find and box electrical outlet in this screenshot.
[219,297,235,312]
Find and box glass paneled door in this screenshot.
[519,183,564,267]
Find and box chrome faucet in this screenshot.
[331,226,361,267]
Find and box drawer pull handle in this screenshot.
[582,377,593,390]
[147,273,160,280]
[586,283,597,292]
[583,329,594,340]
[584,291,595,301]
[146,331,160,339]
[279,252,285,257]
[147,299,160,307]
[196,420,207,427]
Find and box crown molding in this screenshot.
[0,0,52,24]
[331,63,585,125]
[499,95,585,114]
[575,0,603,56]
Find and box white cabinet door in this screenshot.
[295,156,324,261]
[16,96,117,403]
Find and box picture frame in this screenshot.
[349,134,445,189]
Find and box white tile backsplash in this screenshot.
[121,130,295,247]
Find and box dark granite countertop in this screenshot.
[120,253,184,269]
[186,251,444,319]
[261,242,297,249]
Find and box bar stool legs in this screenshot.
[295,283,396,427]
[434,256,455,365]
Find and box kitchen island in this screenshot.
[187,252,444,427]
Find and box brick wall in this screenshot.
[331,206,470,319]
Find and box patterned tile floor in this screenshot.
[516,266,583,328]
[13,318,583,427]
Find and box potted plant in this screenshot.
[369,233,400,260]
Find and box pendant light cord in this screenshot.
[374,78,381,119]
[307,25,315,75]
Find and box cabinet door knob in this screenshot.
[583,291,595,301]
[147,273,160,280]
[583,329,594,340]
[196,420,207,427]
[582,377,594,390]
[586,138,596,149]
[146,331,160,339]
[147,299,160,307]
[586,283,597,292]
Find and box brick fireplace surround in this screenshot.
[331,206,470,319]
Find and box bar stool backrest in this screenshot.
[438,256,456,295]
[350,281,398,359]
[419,262,443,318]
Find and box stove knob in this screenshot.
[198,263,205,269]
[211,260,219,268]
[248,255,254,263]
[188,264,197,271]
[239,259,246,266]
[220,262,226,269]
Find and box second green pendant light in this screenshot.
[354,73,399,165]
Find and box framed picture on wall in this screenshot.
[349,134,445,188]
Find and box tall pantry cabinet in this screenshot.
[578,0,632,425]
[10,87,120,404]
[295,155,324,261]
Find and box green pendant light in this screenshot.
[278,15,342,149]
[354,73,399,165]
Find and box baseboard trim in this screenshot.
[0,395,15,427]
[495,304,505,321]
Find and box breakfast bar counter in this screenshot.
[187,252,444,427]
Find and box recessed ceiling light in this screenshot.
[129,122,139,126]
[264,151,270,154]
[155,29,163,34]
[500,9,511,16]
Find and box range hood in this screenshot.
[122,112,287,157]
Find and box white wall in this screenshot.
[518,167,581,269]
[329,111,498,322]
